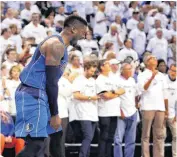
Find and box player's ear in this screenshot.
[71,26,77,34]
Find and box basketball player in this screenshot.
[15,15,87,157]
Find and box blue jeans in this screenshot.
[79,121,96,157]
[114,112,137,157]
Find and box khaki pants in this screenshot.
[165,118,177,157]
[141,110,165,157]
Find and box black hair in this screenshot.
[6,48,16,55]
[124,38,132,45]
[84,61,97,70]
[98,59,107,72]
[1,28,9,35]
[64,15,87,28]
[157,59,166,67]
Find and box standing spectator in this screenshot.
[96,59,125,157]
[2,48,18,74]
[2,8,22,30]
[118,39,138,62]
[168,21,176,41]
[168,36,176,67]
[99,24,123,57]
[126,11,139,32]
[22,13,47,44]
[129,21,146,59]
[138,55,168,157]
[112,15,127,42]
[20,1,32,26]
[73,61,99,157]
[9,24,22,54]
[146,28,168,64]
[164,64,177,157]
[114,63,139,157]
[109,58,120,78]
[50,68,73,157]
[157,59,167,75]
[94,2,108,39]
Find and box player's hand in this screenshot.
[165,110,169,119]
[50,115,61,131]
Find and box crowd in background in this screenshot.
[0,1,177,157]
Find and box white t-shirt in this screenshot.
[58,77,72,118]
[165,75,177,118]
[2,18,22,29]
[129,28,146,56]
[67,65,84,76]
[77,39,99,56]
[99,33,123,54]
[154,13,168,28]
[72,75,98,121]
[54,14,67,24]
[96,74,121,117]
[6,79,20,115]
[137,69,168,111]
[117,47,138,62]
[2,60,18,74]
[126,18,139,31]
[116,76,138,117]
[9,34,22,54]
[21,22,47,44]
[20,8,32,21]
[94,11,107,36]
[146,37,168,63]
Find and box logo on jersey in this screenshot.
[25,123,34,132]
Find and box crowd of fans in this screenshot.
[0,1,176,157]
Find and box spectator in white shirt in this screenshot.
[94,2,108,39]
[129,21,146,58]
[3,65,21,117]
[54,6,67,25]
[146,28,168,64]
[147,19,169,41]
[112,15,127,42]
[2,8,22,30]
[20,1,32,26]
[96,59,125,157]
[0,28,14,57]
[2,48,18,75]
[77,28,99,56]
[99,24,123,56]
[68,54,84,76]
[118,39,138,62]
[126,11,139,32]
[72,61,99,157]
[9,24,22,54]
[159,2,171,16]
[168,21,176,41]
[168,36,176,67]
[50,68,73,157]
[164,64,177,157]
[109,58,121,78]
[22,13,47,44]
[137,55,168,157]
[114,63,139,157]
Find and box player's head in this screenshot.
[64,15,88,45]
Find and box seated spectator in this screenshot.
[157,59,167,74]
[102,42,115,59]
[2,48,18,75]
[2,8,22,30]
[0,112,24,156]
[9,24,22,54]
[21,13,47,44]
[20,1,32,27]
[78,28,99,56]
[54,6,67,25]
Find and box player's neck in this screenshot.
[60,31,70,47]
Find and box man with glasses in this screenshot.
[137,55,168,157]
